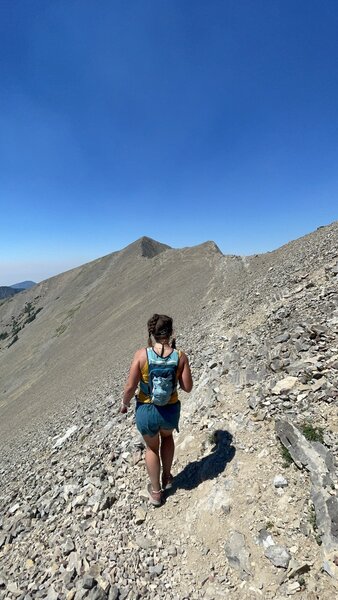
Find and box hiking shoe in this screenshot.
[162,474,174,491]
[147,483,162,507]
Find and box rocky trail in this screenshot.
[1,223,338,599]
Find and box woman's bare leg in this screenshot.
[160,429,175,484]
[143,434,161,491]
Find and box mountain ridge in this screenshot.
[10,280,36,290]
[0,235,227,440]
[1,223,337,445]
[1,222,338,598]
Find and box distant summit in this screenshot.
[120,236,171,259]
[0,281,36,300]
[0,287,21,300]
[10,281,36,290]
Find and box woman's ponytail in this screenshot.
[147,313,160,347]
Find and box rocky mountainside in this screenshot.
[0,236,225,446]
[0,287,21,301]
[1,223,338,600]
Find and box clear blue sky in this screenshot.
[1,0,338,285]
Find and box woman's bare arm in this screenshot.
[120,349,143,412]
[178,352,193,393]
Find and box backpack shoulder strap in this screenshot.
[173,349,181,367]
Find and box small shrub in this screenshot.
[309,504,317,529]
[24,302,33,314]
[0,332,8,340]
[25,307,42,324]
[25,313,36,324]
[8,334,18,347]
[207,431,218,446]
[301,423,324,444]
[309,504,322,545]
[56,324,67,336]
[280,444,293,467]
[66,304,81,319]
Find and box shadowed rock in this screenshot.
[276,419,338,579]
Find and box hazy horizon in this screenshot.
[1,221,335,286]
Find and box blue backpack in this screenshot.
[144,348,180,406]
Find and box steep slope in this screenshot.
[0,237,228,446]
[1,223,338,600]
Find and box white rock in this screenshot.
[53,426,78,448]
[7,582,22,597]
[135,508,147,524]
[46,587,59,600]
[262,534,275,549]
[9,502,20,514]
[258,448,269,458]
[273,475,288,488]
[287,581,301,594]
[271,376,298,395]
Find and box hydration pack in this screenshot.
[145,348,180,406]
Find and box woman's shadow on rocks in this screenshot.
[168,430,236,494]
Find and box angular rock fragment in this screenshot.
[274,332,290,344]
[287,580,301,594]
[276,418,338,580]
[247,395,260,409]
[257,529,275,549]
[134,508,147,524]
[135,535,154,550]
[82,575,95,590]
[108,587,119,600]
[271,376,298,395]
[6,582,22,597]
[63,537,75,556]
[149,563,164,576]
[264,544,291,568]
[87,586,108,600]
[273,475,288,488]
[224,530,252,580]
[46,587,59,600]
[53,426,78,448]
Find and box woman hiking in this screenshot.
[120,314,193,506]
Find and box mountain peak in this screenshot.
[121,236,171,259]
[10,281,36,290]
